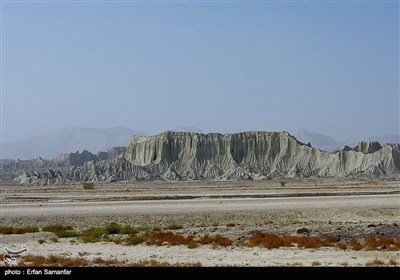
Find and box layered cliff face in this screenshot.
[16,131,400,185]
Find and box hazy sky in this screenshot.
[2,0,399,143]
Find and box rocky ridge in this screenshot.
[1,147,126,181]
[12,131,400,185]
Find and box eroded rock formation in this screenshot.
[13,131,400,185]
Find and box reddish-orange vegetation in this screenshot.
[130,260,202,267]
[226,223,236,228]
[364,236,379,250]
[245,232,342,250]
[92,258,127,266]
[349,239,363,251]
[364,236,400,251]
[336,242,347,250]
[14,255,202,267]
[19,255,89,267]
[146,231,232,248]
[147,231,197,247]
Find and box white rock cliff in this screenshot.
[17,131,400,185]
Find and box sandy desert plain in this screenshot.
[0,178,399,267]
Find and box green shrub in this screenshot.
[56,230,79,238]
[121,225,140,235]
[42,224,73,233]
[167,223,183,230]
[82,182,95,189]
[0,226,39,234]
[106,223,122,234]
[80,227,109,243]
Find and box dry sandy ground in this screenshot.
[0,178,399,266]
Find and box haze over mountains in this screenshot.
[1,127,144,160]
[1,126,399,160]
[295,130,400,152]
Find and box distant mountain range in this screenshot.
[1,127,144,160]
[295,129,399,152]
[294,130,345,152]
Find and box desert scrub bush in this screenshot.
[56,230,79,238]
[80,227,109,243]
[42,224,73,233]
[366,236,400,250]
[349,239,363,250]
[105,223,141,235]
[198,234,233,247]
[106,222,123,234]
[279,181,287,187]
[147,231,233,248]
[388,259,397,266]
[322,235,339,246]
[79,223,142,243]
[336,242,347,250]
[311,261,321,267]
[226,223,236,228]
[246,232,284,249]
[92,257,127,266]
[38,239,46,244]
[147,231,195,247]
[124,234,148,245]
[166,223,183,230]
[0,226,39,234]
[130,260,202,267]
[19,255,89,267]
[120,225,141,235]
[18,254,201,267]
[365,258,385,266]
[82,182,95,190]
[245,232,342,250]
[364,235,379,250]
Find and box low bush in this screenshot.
[0,226,39,234]
[82,182,95,190]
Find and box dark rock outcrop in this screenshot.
[353,141,382,154]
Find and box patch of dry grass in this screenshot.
[42,224,73,233]
[124,234,148,245]
[365,258,385,267]
[17,254,202,267]
[19,255,89,267]
[166,223,183,230]
[146,231,232,248]
[311,261,321,267]
[0,226,39,234]
[129,260,202,267]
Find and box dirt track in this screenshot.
[2,194,399,218]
